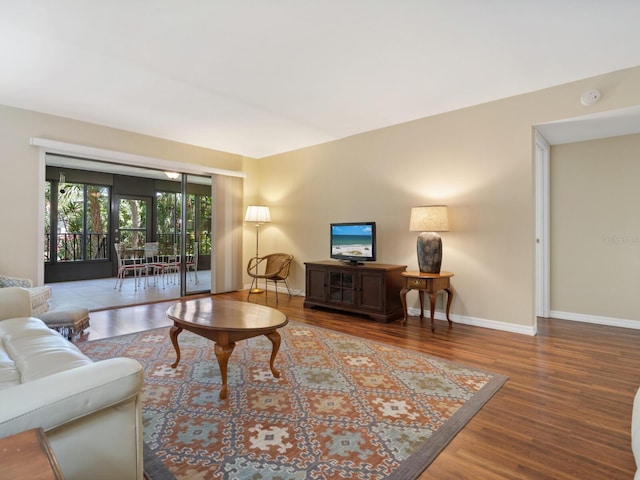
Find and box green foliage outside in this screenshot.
[46,182,212,263]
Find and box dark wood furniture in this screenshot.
[0,428,64,479]
[400,270,454,331]
[304,260,406,322]
[167,298,288,399]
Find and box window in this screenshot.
[156,190,211,256]
[46,181,110,262]
[156,191,182,255]
[117,197,148,249]
[194,193,212,255]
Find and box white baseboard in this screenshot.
[550,310,640,330]
[250,290,638,334]
[407,307,536,336]
[275,288,537,336]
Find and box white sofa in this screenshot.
[633,388,640,479]
[0,287,145,480]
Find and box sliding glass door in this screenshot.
[184,174,212,295]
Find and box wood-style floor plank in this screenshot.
[81,291,640,479]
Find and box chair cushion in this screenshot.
[38,307,90,339]
[39,307,89,327]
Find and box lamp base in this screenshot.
[416,232,443,274]
[250,287,265,294]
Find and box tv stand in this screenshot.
[342,260,364,266]
[304,261,406,323]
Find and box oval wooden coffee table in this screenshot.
[166,298,288,399]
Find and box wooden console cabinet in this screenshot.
[304,261,406,322]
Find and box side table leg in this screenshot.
[444,287,454,327]
[214,342,236,400]
[427,293,437,332]
[169,325,183,368]
[400,288,409,324]
[419,291,425,321]
[265,330,282,378]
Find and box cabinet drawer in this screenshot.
[406,277,427,289]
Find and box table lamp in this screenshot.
[409,205,449,274]
[245,205,271,293]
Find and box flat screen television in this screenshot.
[330,221,377,265]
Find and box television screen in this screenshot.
[330,222,376,264]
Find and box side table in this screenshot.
[400,271,454,331]
[0,428,64,479]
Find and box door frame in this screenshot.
[534,130,551,322]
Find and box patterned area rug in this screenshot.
[78,322,507,479]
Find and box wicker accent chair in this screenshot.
[247,253,293,305]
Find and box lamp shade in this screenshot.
[409,205,449,232]
[244,205,271,223]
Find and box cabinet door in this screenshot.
[328,271,355,305]
[305,266,327,302]
[358,270,384,311]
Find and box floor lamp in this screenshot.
[245,205,271,293]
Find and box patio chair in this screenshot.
[247,253,293,305]
[114,243,147,291]
[143,242,165,286]
[156,244,180,288]
[185,242,199,284]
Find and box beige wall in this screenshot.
[249,66,640,332]
[0,104,244,282]
[551,133,640,322]
[3,65,640,333]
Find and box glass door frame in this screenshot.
[181,173,212,296]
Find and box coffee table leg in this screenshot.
[214,342,235,399]
[170,325,183,368]
[265,331,282,378]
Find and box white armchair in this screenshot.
[0,274,51,315]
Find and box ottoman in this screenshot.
[38,306,90,340]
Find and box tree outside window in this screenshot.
[156,191,211,256]
[48,181,109,262]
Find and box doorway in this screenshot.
[44,157,213,309]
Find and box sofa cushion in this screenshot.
[0,344,20,389]
[0,275,32,288]
[0,317,92,387]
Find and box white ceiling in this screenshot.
[1,1,640,158]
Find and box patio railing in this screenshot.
[46,233,109,262]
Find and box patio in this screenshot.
[47,270,211,311]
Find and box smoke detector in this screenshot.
[580,89,601,106]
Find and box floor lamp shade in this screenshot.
[409,206,449,274]
[244,206,271,224]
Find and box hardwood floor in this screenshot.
[81,291,640,479]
